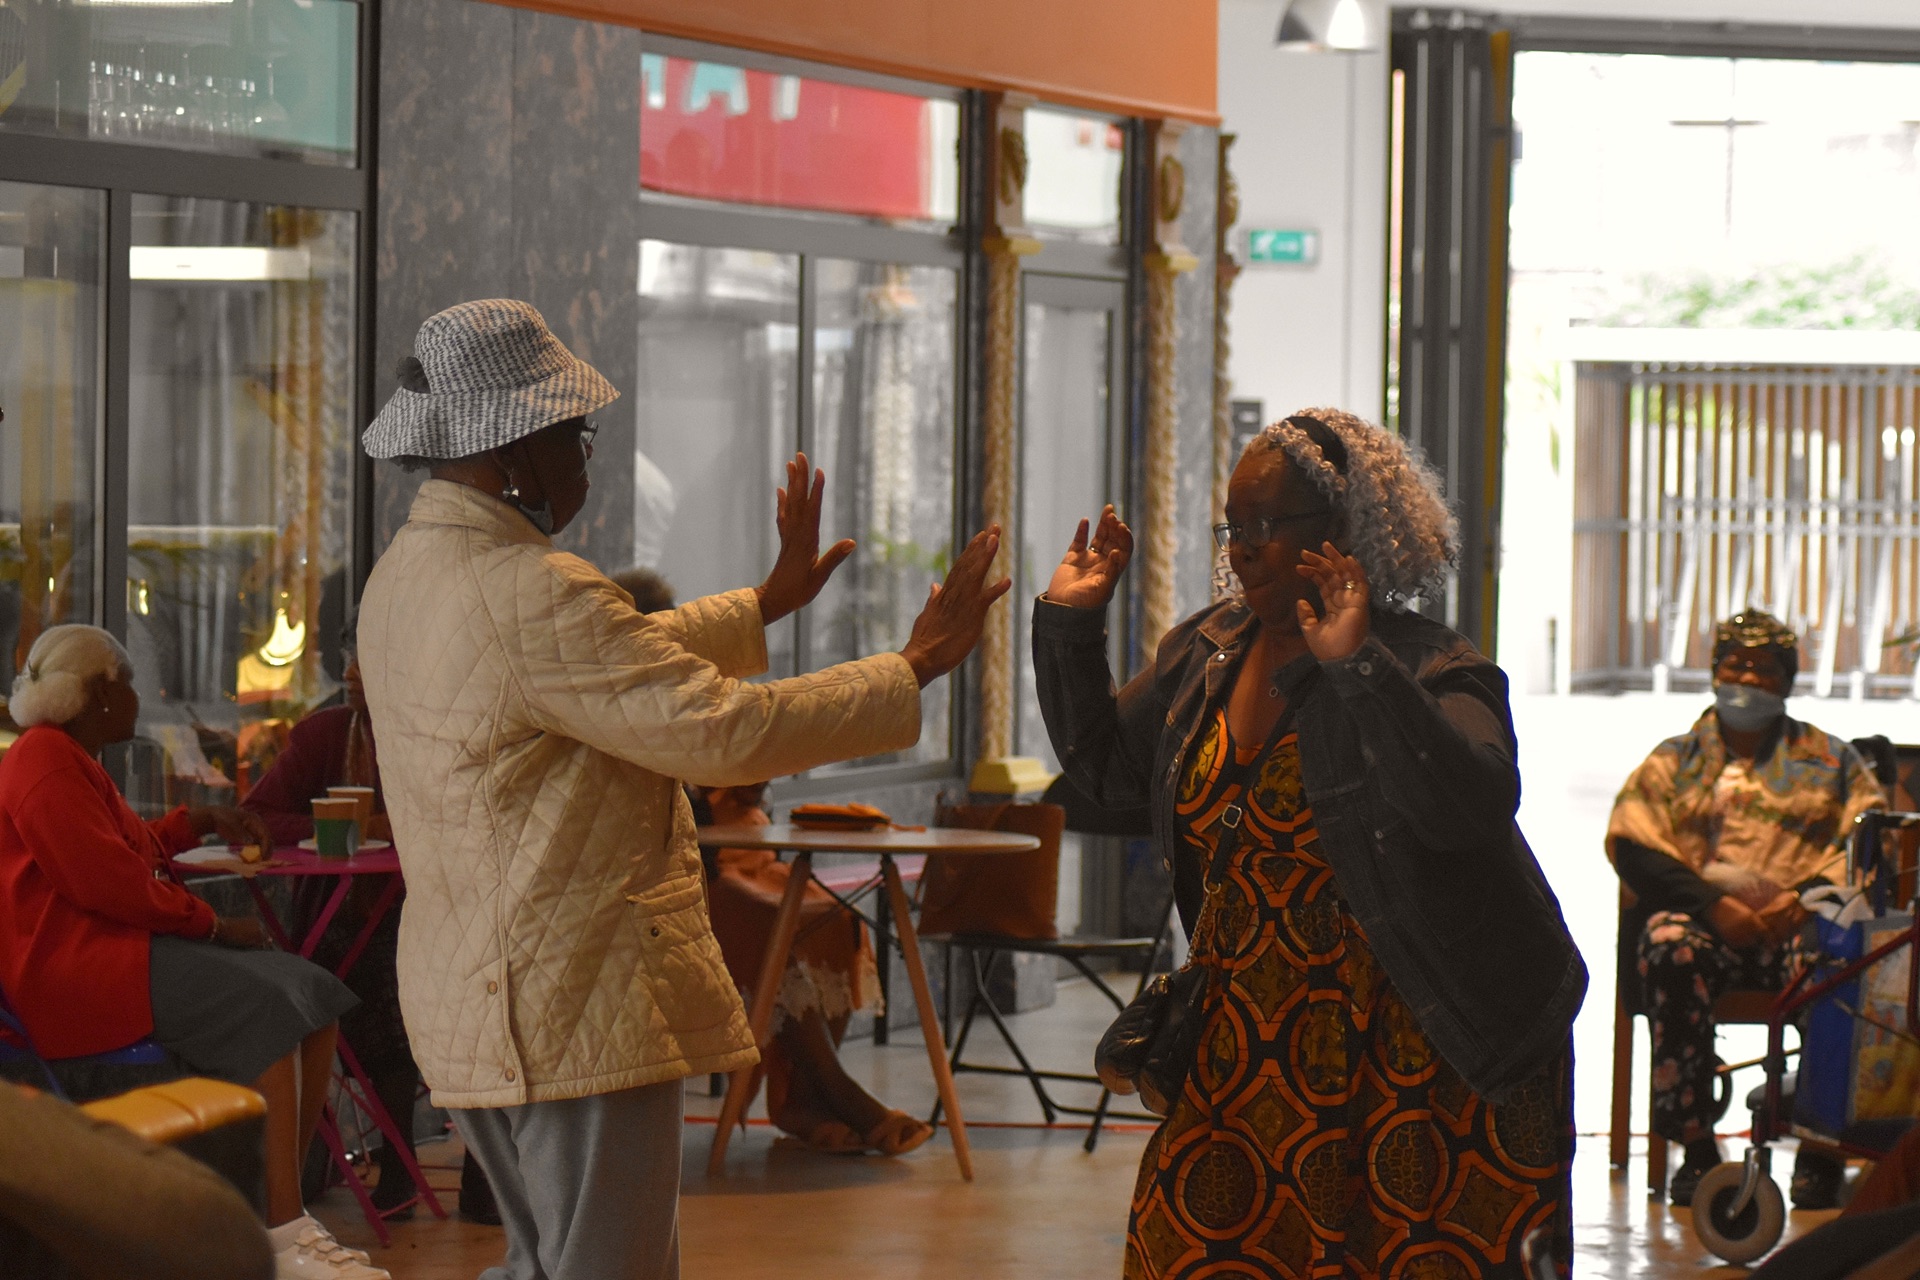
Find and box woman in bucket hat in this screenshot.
[357,300,1007,1280]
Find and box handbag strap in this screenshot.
[1199,708,1296,891]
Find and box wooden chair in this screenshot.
[1609,888,1777,1196]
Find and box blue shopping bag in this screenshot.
[1794,910,1919,1151]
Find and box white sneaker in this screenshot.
[268,1214,391,1279]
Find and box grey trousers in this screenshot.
[450,1079,683,1280]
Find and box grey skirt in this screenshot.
[148,936,359,1085]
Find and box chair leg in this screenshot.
[1064,954,1131,1011]
[970,948,1059,1124]
[1609,994,1635,1170]
[1647,1017,1669,1198]
[929,952,987,1127]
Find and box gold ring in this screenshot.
[1343,580,1358,592]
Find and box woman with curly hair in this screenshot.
[1034,409,1586,1279]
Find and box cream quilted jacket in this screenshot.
[359,480,921,1107]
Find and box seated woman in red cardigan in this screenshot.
[0,624,387,1280]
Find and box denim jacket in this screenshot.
[1032,596,1586,1102]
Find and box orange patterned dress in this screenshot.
[1123,710,1571,1280]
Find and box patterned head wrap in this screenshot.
[1712,610,1799,683]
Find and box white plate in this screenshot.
[297,838,392,852]
[175,846,239,866]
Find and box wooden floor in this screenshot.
[317,977,1842,1279]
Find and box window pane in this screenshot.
[1023,108,1125,243]
[810,260,956,768]
[641,54,958,227]
[125,195,356,805]
[0,181,101,694]
[634,241,799,676]
[1016,299,1113,768]
[0,0,358,165]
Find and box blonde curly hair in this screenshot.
[1215,407,1458,610]
[10,625,133,728]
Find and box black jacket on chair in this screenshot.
[1032,596,1587,1103]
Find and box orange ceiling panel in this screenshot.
[482,0,1219,123]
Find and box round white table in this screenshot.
[695,823,1042,1181]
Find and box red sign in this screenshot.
[641,55,949,223]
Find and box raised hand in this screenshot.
[899,526,1014,688]
[1044,505,1133,609]
[1295,542,1372,662]
[757,451,857,625]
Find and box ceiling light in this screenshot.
[1277,0,1383,53]
[129,246,311,281]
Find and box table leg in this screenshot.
[315,1104,390,1248]
[333,877,404,981]
[881,855,972,1181]
[297,877,355,961]
[708,851,812,1177]
[244,879,294,953]
[335,1035,447,1221]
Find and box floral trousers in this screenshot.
[1636,911,1801,1144]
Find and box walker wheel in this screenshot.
[1690,1161,1786,1266]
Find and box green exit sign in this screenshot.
[1246,229,1320,265]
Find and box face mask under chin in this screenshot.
[513,497,556,536]
[1714,681,1786,733]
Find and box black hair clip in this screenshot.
[1289,415,1348,474]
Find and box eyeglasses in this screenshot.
[579,419,599,448]
[1211,510,1332,551]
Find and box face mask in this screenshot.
[512,496,555,537]
[495,452,556,536]
[1715,682,1785,733]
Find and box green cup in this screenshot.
[314,816,361,859]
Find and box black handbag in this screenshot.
[1092,713,1284,1116]
[1093,958,1214,1116]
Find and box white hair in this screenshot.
[1215,406,1459,610]
[10,625,133,728]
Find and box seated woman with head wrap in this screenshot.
[1608,610,1886,1208]
[0,625,388,1279]
[695,782,931,1156]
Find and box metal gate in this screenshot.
[1573,360,1920,697]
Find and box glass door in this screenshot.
[1013,272,1126,770]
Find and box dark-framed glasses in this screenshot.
[1212,509,1332,552]
[579,419,600,448]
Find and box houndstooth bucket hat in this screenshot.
[361,299,618,460]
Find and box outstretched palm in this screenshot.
[1046,505,1133,608]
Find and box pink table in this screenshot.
[174,845,446,1244]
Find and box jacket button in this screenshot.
[487,981,498,994]
[505,1068,516,1082]
[1374,829,1386,841]
[650,926,662,938]
[1356,660,1373,676]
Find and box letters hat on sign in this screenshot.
[361,299,618,460]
